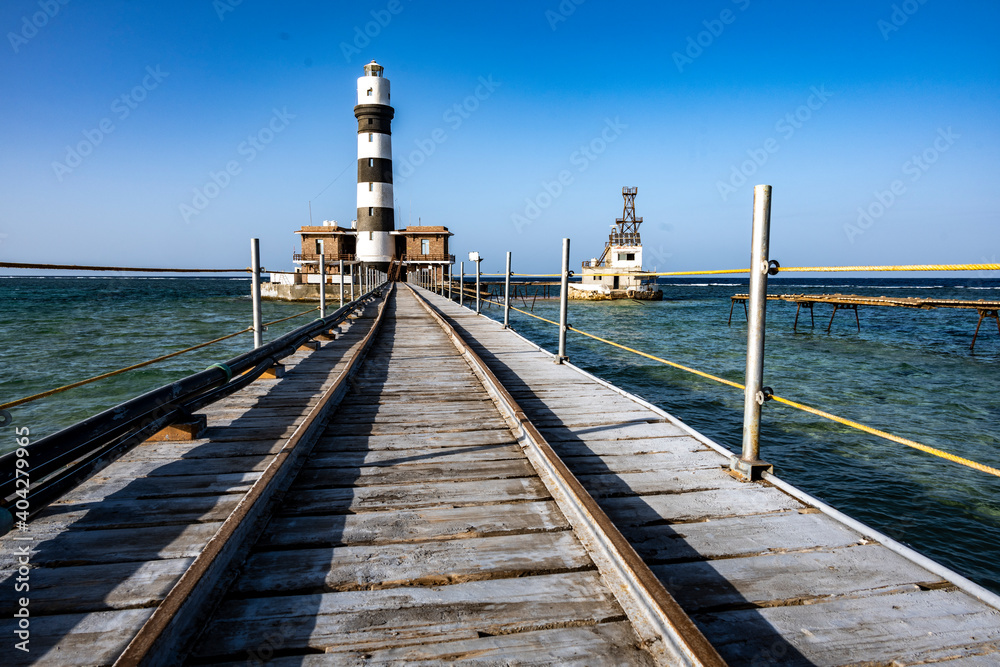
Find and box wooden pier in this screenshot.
[2,286,999,665]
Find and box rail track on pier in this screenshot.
[0,286,719,666]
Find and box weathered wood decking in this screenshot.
[0,298,386,665]
[2,285,999,666]
[418,287,1000,666]
[186,289,658,664]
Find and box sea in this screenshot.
[2,275,999,595]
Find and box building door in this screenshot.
[613,276,619,289]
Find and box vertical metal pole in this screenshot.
[339,259,345,307]
[475,260,481,314]
[318,241,326,319]
[504,251,511,328]
[250,238,263,349]
[448,264,453,300]
[557,238,570,363]
[350,264,355,301]
[459,262,465,307]
[733,184,773,481]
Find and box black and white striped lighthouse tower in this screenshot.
[354,60,394,270]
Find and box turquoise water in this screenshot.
[0,277,321,445]
[2,276,999,595]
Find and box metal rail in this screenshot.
[113,285,393,666]
[406,285,725,667]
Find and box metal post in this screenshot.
[475,259,482,314]
[350,264,355,301]
[459,262,465,307]
[250,238,263,348]
[448,264,453,300]
[557,238,570,363]
[504,251,511,328]
[732,184,774,482]
[318,241,326,318]
[338,259,344,307]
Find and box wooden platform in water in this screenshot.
[3,286,999,665]
[421,288,1000,666]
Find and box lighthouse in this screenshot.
[354,60,395,270]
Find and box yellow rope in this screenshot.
[0,307,324,411]
[566,325,745,390]
[0,327,252,410]
[504,306,1000,479]
[769,395,1000,478]
[584,268,750,277]
[263,306,319,326]
[509,305,561,328]
[778,263,1000,273]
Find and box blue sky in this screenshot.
[1,0,998,275]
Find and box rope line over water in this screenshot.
[1,261,249,273]
[0,328,251,410]
[479,262,1000,279]
[0,307,322,411]
[503,300,1000,479]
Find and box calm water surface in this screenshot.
[1,276,999,594]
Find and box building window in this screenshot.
[369,158,374,167]
[368,207,374,216]
[369,231,373,240]
[368,118,373,125]
[368,133,373,142]
[627,253,635,261]
[421,239,430,255]
[367,88,372,96]
[315,240,321,254]
[369,182,373,191]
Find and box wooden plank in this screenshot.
[257,501,571,549]
[694,588,1000,666]
[191,571,626,658]
[621,510,862,563]
[305,444,524,468]
[330,419,512,436]
[314,430,518,450]
[0,608,153,667]
[538,421,688,441]
[29,493,239,531]
[574,468,735,498]
[234,532,590,595]
[0,558,192,615]
[653,543,945,612]
[54,470,260,503]
[280,477,551,515]
[1,522,223,568]
[603,486,802,526]
[263,622,657,666]
[292,459,536,488]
